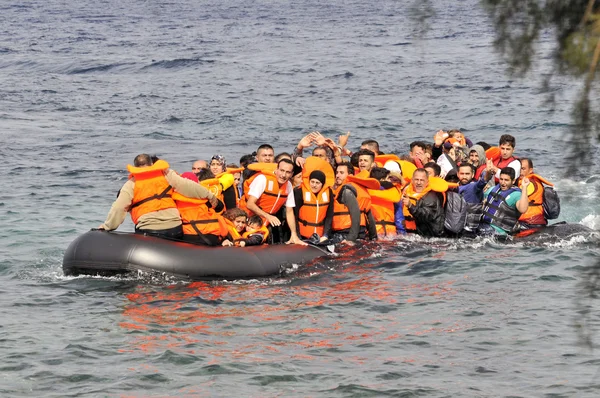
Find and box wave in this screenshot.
[66,62,134,75]
[141,57,215,70]
[162,116,183,123]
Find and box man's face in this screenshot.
[469,151,480,166]
[257,148,274,163]
[499,143,514,160]
[233,172,241,187]
[312,148,327,160]
[411,171,428,192]
[520,160,533,177]
[358,155,374,172]
[424,167,436,177]
[458,166,473,185]
[410,145,425,161]
[192,160,207,173]
[335,165,349,186]
[498,174,513,190]
[275,162,294,184]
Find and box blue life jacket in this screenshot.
[482,185,521,233]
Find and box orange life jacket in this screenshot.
[172,192,228,237]
[402,185,430,232]
[222,218,245,246]
[128,160,177,225]
[494,155,519,182]
[331,182,372,231]
[241,172,290,220]
[402,177,447,232]
[369,184,402,237]
[242,225,270,244]
[297,184,332,238]
[238,172,259,212]
[518,173,553,226]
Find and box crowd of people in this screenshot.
[98,129,559,247]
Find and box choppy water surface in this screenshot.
[1,0,599,396]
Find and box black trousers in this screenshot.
[135,224,184,240]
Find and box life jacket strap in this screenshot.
[130,185,172,210]
[298,217,324,227]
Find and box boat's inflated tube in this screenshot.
[63,230,329,280]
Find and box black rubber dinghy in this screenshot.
[63,230,329,280]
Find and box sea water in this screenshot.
[1,0,599,396]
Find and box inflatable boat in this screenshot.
[63,230,330,280]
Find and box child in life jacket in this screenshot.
[242,215,270,246]
[221,208,248,247]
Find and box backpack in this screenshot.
[444,191,468,234]
[543,186,560,220]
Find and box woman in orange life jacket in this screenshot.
[174,170,226,246]
[293,169,334,243]
[328,162,378,244]
[99,154,218,240]
[517,157,553,229]
[221,207,248,247]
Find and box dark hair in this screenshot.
[369,167,389,181]
[133,154,153,167]
[226,163,239,169]
[247,215,263,226]
[257,144,274,152]
[274,152,292,163]
[458,163,476,173]
[520,157,532,169]
[445,170,459,183]
[499,167,516,181]
[355,148,375,161]
[475,141,492,151]
[361,139,380,153]
[350,152,360,168]
[223,207,247,221]
[150,155,160,164]
[423,161,441,177]
[196,168,215,181]
[424,143,433,156]
[277,158,294,168]
[498,134,516,148]
[239,154,256,168]
[336,161,355,176]
[410,141,427,152]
